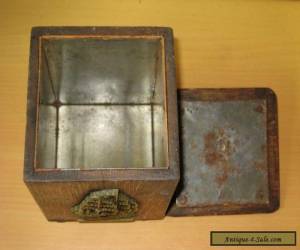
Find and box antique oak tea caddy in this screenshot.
[24,27,279,222]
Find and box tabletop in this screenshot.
[0,0,299,249]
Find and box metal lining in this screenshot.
[35,35,168,169]
[168,88,279,216]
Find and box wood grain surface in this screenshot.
[0,0,299,249]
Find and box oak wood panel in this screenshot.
[27,180,177,221]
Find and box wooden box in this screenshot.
[24,27,180,221]
[24,27,280,222]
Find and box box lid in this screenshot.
[168,88,279,216]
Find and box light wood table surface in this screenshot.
[1,1,299,249]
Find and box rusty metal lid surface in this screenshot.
[167,88,279,216]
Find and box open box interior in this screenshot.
[36,36,168,169]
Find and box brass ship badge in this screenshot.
[71,189,138,222]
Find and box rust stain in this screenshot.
[254,161,266,172]
[203,132,222,165]
[255,189,265,201]
[215,171,229,187]
[177,194,188,206]
[218,127,225,136]
[204,151,223,166]
[203,128,237,187]
[254,104,264,113]
[190,140,197,150]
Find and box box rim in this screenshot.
[24,26,180,183]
